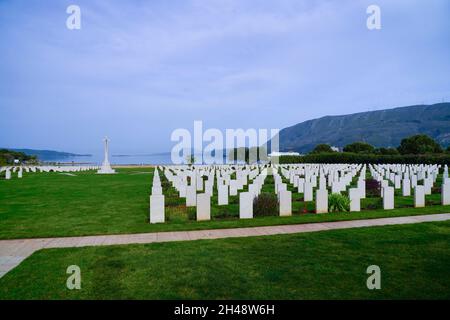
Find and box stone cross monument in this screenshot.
[97,136,116,174]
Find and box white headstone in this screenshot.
[277,183,287,194]
[196,176,204,191]
[196,193,211,221]
[394,175,401,189]
[383,186,394,210]
[414,185,425,208]
[186,185,197,207]
[402,178,411,196]
[315,188,328,214]
[179,185,187,198]
[297,178,305,193]
[380,180,389,197]
[442,183,450,206]
[411,175,417,188]
[150,195,165,223]
[279,190,292,216]
[349,188,361,212]
[218,184,229,205]
[239,192,253,219]
[319,176,326,190]
[229,181,238,196]
[424,178,432,195]
[357,179,366,198]
[304,182,313,201]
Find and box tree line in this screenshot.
[310,134,449,155]
[278,134,450,165]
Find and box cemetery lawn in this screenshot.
[0,220,449,299]
[1,168,450,240]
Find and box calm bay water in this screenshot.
[43,153,230,165]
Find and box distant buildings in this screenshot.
[331,146,340,152]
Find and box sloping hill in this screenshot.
[274,103,450,153]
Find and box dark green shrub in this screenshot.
[328,193,350,212]
[398,134,443,154]
[187,207,196,220]
[253,193,278,217]
[310,144,335,154]
[365,198,383,210]
[343,142,375,154]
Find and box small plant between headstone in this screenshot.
[328,193,351,212]
[365,179,381,198]
[253,193,278,217]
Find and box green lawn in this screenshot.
[0,168,449,239]
[1,221,449,299]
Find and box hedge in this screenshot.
[276,153,450,165]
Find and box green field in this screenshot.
[0,167,449,240]
[1,221,449,299]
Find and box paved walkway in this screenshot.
[1,213,450,278]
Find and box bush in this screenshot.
[365,198,383,210]
[310,144,335,154]
[366,179,381,198]
[253,193,278,217]
[343,142,375,154]
[328,193,350,212]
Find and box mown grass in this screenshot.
[0,221,449,299]
[0,167,449,240]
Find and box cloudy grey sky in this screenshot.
[1,0,449,154]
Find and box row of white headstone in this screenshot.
[149,163,450,224]
[149,168,165,223]
[1,165,99,180]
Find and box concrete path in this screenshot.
[1,213,449,279]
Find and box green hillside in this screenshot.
[274,103,450,153]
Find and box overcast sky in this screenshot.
[1,0,449,154]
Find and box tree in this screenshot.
[310,144,334,154]
[397,135,443,155]
[343,142,375,154]
[446,146,450,153]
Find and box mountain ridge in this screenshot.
[273,103,450,153]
